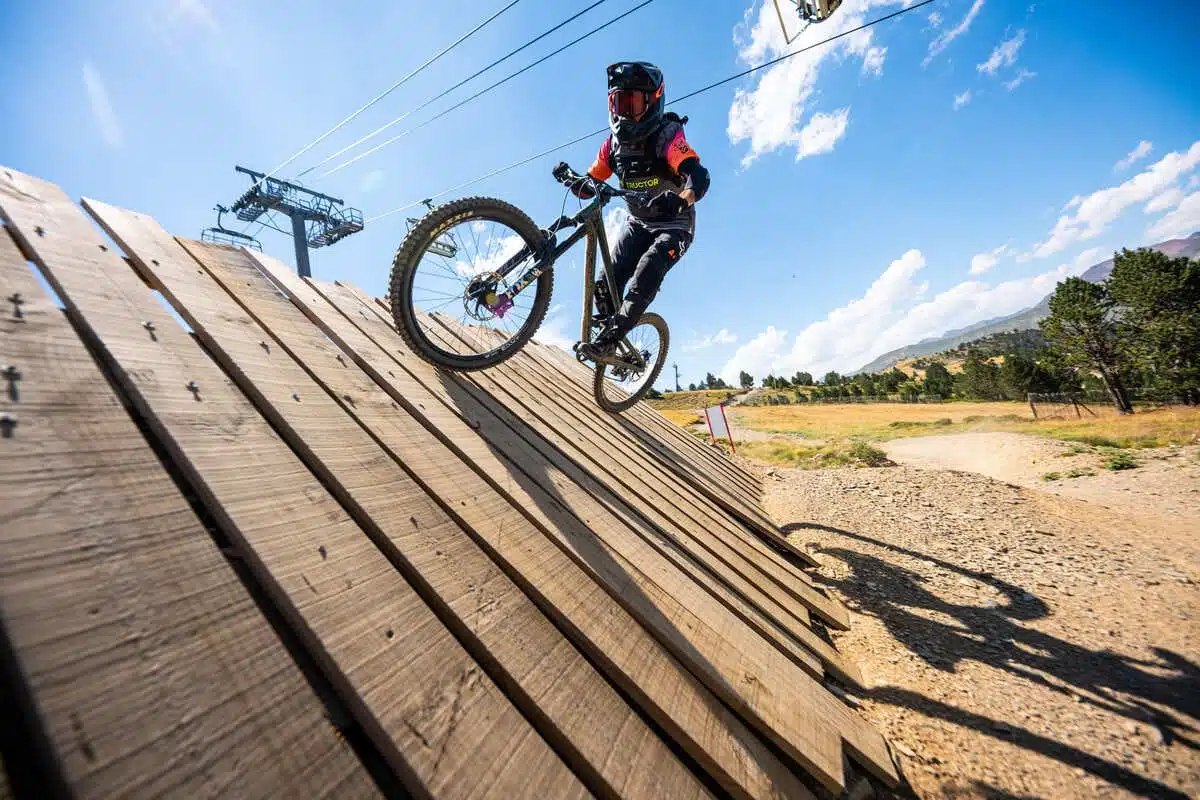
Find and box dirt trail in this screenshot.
[883,432,1200,545]
[744,439,1199,799]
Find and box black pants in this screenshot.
[603,218,691,338]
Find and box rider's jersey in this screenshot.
[588,114,700,233]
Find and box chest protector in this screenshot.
[610,114,693,226]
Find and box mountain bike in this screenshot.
[388,163,670,413]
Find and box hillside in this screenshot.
[852,233,1200,375]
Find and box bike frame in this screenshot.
[488,178,644,365]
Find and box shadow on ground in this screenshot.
[783,521,1198,800]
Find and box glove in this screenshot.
[552,161,574,183]
[648,191,687,216]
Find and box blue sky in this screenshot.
[3,0,1198,390]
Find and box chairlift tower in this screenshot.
[228,165,364,278]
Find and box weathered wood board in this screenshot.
[179,241,814,800]
[87,203,708,800]
[0,162,903,798]
[0,167,586,799]
[0,224,375,798]
[287,270,899,790]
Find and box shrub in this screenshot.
[849,441,892,467]
[1104,451,1138,471]
[1041,471,1062,481]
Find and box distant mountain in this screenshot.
[852,232,1200,375]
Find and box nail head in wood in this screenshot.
[34,226,44,237]
[185,380,200,400]
[7,293,24,319]
[2,365,21,402]
[0,414,16,438]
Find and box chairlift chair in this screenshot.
[404,213,459,259]
[201,205,263,251]
[773,0,842,43]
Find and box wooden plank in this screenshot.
[256,260,852,790]
[0,228,376,797]
[417,318,860,683]
[176,242,815,800]
[539,343,780,524]
[276,268,899,790]
[528,337,763,499]
[498,336,834,622]
[431,318,849,632]
[334,283,835,684]
[0,167,586,800]
[93,211,709,800]
[509,338,804,578]
[419,318,862,663]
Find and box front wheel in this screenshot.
[592,313,669,413]
[389,196,553,371]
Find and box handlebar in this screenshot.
[552,162,650,206]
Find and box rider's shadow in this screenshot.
[785,521,1199,799]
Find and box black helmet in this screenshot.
[607,61,665,142]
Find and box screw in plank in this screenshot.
[0,414,16,438]
[34,226,44,238]
[335,353,346,365]
[292,392,301,402]
[98,243,108,252]
[260,340,270,353]
[185,380,201,401]
[2,365,21,402]
[8,293,24,319]
[142,320,157,341]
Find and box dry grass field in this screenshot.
[727,402,1200,448]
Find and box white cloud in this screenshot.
[727,0,899,166]
[1144,187,1184,214]
[1115,140,1153,171]
[953,90,972,110]
[360,169,384,194]
[977,29,1025,76]
[795,108,851,160]
[927,11,943,28]
[923,0,985,66]
[169,0,219,32]
[968,243,1009,275]
[1028,139,1200,258]
[683,328,738,352]
[1146,192,1200,240]
[720,326,791,384]
[1072,246,1103,270]
[1003,69,1036,91]
[604,206,629,248]
[82,62,122,148]
[861,46,887,77]
[532,315,574,352]
[721,247,1097,380]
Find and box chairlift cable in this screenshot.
[297,0,614,178]
[250,0,525,191]
[318,0,657,179]
[365,0,939,224]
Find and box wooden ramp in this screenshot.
[0,166,900,799]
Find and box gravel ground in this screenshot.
[748,451,1199,799]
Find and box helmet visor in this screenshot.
[609,88,647,120]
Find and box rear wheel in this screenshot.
[389,196,553,371]
[592,313,669,413]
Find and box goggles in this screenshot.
[609,88,649,119]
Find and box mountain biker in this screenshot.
[557,61,710,362]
